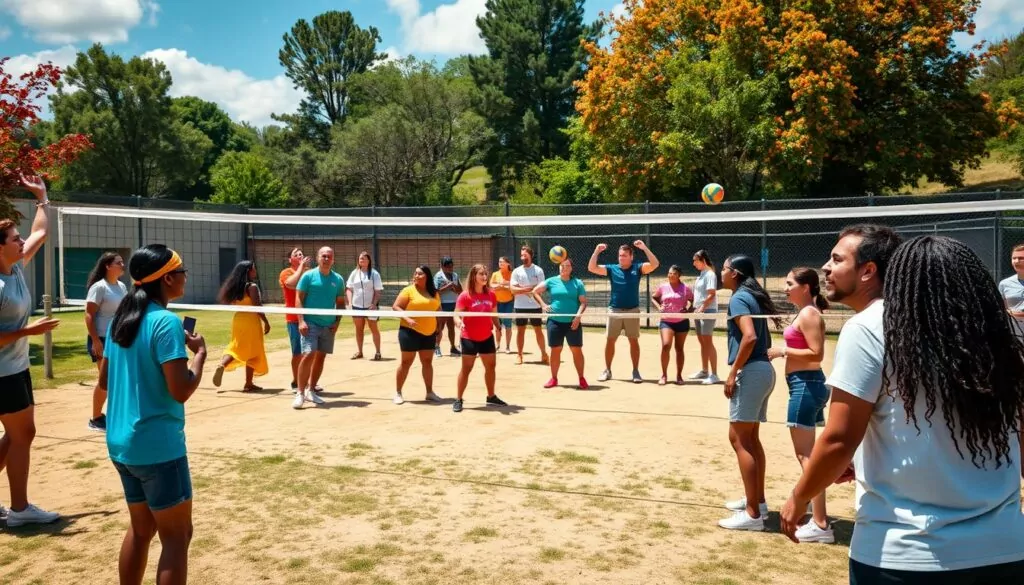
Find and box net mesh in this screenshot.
[56,196,1024,333]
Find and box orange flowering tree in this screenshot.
[577,0,1001,199]
[0,58,92,216]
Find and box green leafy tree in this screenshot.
[49,44,212,197]
[209,151,289,207]
[278,10,384,142]
[470,0,599,195]
[171,96,253,200]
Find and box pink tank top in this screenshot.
[783,325,809,350]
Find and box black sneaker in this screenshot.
[451,348,462,357]
[486,395,507,407]
[88,414,107,432]
[290,381,297,390]
[452,399,464,413]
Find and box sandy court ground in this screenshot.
[1,328,858,585]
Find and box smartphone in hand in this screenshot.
[182,316,197,334]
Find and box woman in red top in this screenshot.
[453,264,506,413]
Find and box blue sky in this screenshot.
[2,0,1023,126]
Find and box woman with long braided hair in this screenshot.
[783,233,1024,583]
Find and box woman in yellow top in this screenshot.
[392,264,443,405]
[212,261,270,391]
[489,256,515,353]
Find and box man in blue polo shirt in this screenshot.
[588,240,660,383]
[294,246,345,410]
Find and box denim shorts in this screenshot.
[497,301,514,328]
[547,319,583,348]
[113,456,193,511]
[301,323,336,354]
[729,360,775,423]
[659,320,690,334]
[786,370,829,429]
[287,322,301,356]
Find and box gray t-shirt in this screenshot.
[434,270,460,305]
[86,279,128,338]
[693,269,718,313]
[511,264,545,309]
[827,300,1024,571]
[998,275,1024,339]
[0,264,31,377]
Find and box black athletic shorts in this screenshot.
[515,307,543,327]
[461,336,496,356]
[399,327,436,352]
[0,369,34,415]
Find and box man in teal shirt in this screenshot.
[294,246,345,409]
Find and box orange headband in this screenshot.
[133,250,183,286]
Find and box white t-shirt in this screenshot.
[693,269,718,313]
[346,269,383,308]
[827,300,1024,571]
[86,279,128,338]
[998,275,1024,339]
[511,264,545,309]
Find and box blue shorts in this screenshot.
[659,320,690,334]
[497,301,514,328]
[287,322,301,356]
[113,456,193,511]
[786,370,829,430]
[547,319,583,348]
[87,336,106,364]
[301,323,337,354]
[729,360,775,423]
[441,302,457,315]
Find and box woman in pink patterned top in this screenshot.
[651,265,694,385]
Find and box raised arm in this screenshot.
[588,243,608,277]
[635,240,660,274]
[285,258,311,290]
[18,175,50,266]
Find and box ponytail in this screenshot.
[727,255,783,329]
[110,245,177,347]
[791,266,829,311]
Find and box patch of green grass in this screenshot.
[72,460,98,469]
[285,557,309,570]
[463,526,498,543]
[649,520,672,538]
[656,475,694,492]
[538,449,600,465]
[574,465,597,474]
[538,547,567,562]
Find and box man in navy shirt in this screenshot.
[588,240,660,383]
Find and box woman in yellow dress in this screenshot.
[212,261,270,391]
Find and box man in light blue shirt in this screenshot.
[295,246,345,409]
[434,256,462,357]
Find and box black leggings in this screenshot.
[849,558,1024,585]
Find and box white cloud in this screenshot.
[387,0,487,55]
[972,0,1024,42]
[1,0,159,44]
[0,25,11,40]
[376,46,403,67]
[4,46,79,117]
[610,2,627,19]
[142,48,302,127]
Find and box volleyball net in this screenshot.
[55,196,1024,332]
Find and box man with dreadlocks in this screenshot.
[781,226,1024,584]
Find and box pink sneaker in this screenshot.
[543,378,558,389]
[578,377,590,390]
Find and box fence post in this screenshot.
[43,205,54,379]
[371,203,380,274]
[760,198,768,288]
[504,199,512,259]
[135,194,144,249]
[995,189,1003,277]
[644,200,651,329]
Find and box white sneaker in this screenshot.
[5,503,60,527]
[425,391,443,402]
[305,390,324,406]
[795,521,835,544]
[291,392,304,409]
[703,374,721,385]
[393,393,405,405]
[717,510,764,531]
[689,370,708,380]
[597,370,612,382]
[725,497,769,517]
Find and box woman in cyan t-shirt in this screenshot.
[531,257,589,390]
[98,244,207,584]
[84,251,127,431]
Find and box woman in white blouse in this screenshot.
[346,251,384,360]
